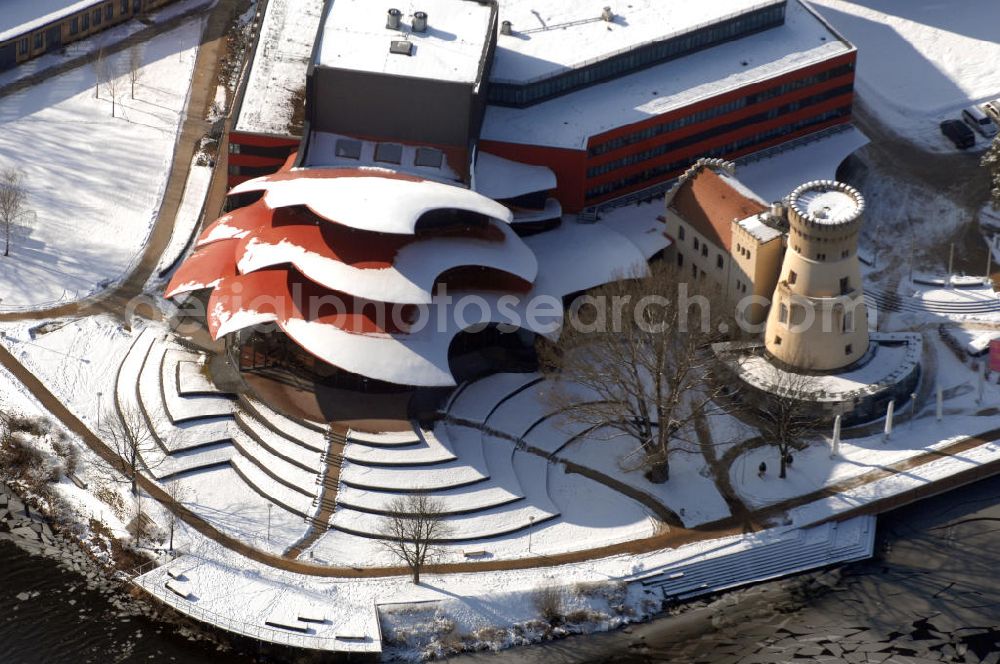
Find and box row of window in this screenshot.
[772,335,855,357]
[735,243,753,260]
[586,83,854,178]
[334,138,444,169]
[16,0,142,56]
[229,142,295,159]
[588,63,854,157]
[791,244,851,261]
[777,302,856,333]
[584,105,851,201]
[488,4,786,108]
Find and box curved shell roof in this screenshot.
[229,167,514,234]
[206,269,563,387]
[474,151,557,201]
[235,218,538,304]
[167,162,668,386]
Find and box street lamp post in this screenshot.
[96,391,102,429]
[267,504,272,546]
[528,515,535,554]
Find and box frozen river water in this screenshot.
[4,473,1000,663]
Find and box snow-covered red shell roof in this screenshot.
[207,270,417,339]
[235,218,538,304]
[208,278,563,387]
[229,168,514,234]
[165,240,239,299]
[197,200,277,248]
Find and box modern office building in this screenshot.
[228,0,857,211]
[174,0,863,389]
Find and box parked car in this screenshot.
[962,104,998,137]
[983,99,1000,125]
[940,119,975,149]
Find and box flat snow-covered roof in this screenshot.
[491,0,783,84]
[481,0,850,150]
[234,0,325,135]
[315,0,494,85]
[0,0,97,43]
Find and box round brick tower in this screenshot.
[764,180,869,371]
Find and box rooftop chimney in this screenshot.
[601,6,614,22]
[413,11,428,33]
[386,8,402,29]
[500,20,513,35]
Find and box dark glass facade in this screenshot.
[488,3,786,107]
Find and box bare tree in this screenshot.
[96,52,124,118]
[377,495,450,584]
[93,46,105,99]
[128,44,144,100]
[744,360,823,479]
[983,135,1000,211]
[98,403,159,496]
[164,480,189,552]
[538,261,734,483]
[0,168,26,257]
[97,403,162,545]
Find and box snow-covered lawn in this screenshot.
[0,17,203,310]
[561,430,731,528]
[809,0,1000,151]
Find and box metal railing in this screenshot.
[133,568,380,653]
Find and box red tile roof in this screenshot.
[669,169,768,251]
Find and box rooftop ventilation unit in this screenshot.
[601,6,614,21]
[413,11,428,32]
[500,20,513,35]
[390,40,414,56]
[386,8,402,29]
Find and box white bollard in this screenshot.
[831,414,842,458]
[884,400,894,441]
[936,385,943,422]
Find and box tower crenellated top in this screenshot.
[787,180,864,235]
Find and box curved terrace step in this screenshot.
[229,430,317,499]
[338,455,488,492]
[330,499,558,542]
[346,429,422,448]
[335,481,522,516]
[447,372,543,424]
[115,328,157,420]
[150,444,235,480]
[159,344,236,423]
[343,423,455,466]
[231,455,314,519]
[235,411,325,472]
[510,446,560,518]
[239,396,328,453]
[173,351,232,397]
[136,338,233,453]
[522,414,596,456]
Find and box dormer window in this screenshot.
[415,147,443,168]
[374,143,403,164]
[335,138,362,159]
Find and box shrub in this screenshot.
[534,586,564,626]
[52,439,80,477]
[7,415,50,437]
[0,431,45,479]
[565,609,604,624]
